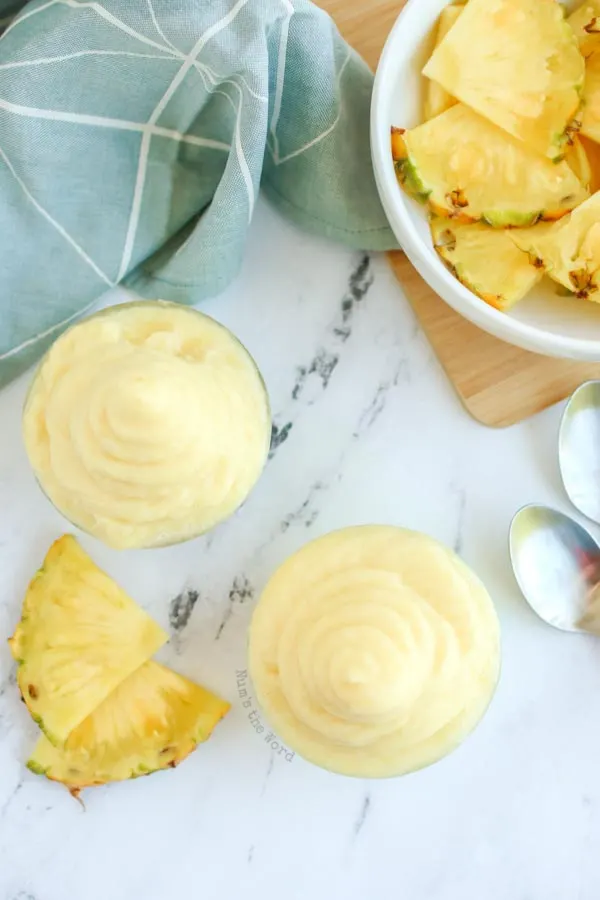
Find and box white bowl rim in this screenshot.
[370,0,600,361]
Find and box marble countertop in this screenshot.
[1,199,600,900]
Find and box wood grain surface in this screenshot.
[317,0,600,427]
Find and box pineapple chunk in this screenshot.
[580,52,600,143]
[510,192,600,300]
[431,219,543,310]
[568,1,600,55]
[392,104,588,226]
[565,136,593,189]
[9,535,167,744]
[423,0,584,160]
[424,5,462,121]
[27,661,230,793]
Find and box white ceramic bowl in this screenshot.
[371,0,600,361]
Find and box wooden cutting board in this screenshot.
[317,0,600,427]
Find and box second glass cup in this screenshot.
[22,300,271,550]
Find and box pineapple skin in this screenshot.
[391,127,431,203]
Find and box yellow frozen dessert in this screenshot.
[249,526,500,778]
[23,301,271,549]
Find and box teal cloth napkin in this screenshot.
[0,0,397,386]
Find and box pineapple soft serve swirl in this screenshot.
[249,527,500,777]
[23,302,270,549]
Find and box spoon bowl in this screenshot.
[509,504,600,633]
[559,380,600,525]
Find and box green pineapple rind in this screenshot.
[483,210,541,228]
[394,158,431,204]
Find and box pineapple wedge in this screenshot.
[568,1,600,55]
[580,52,600,143]
[27,661,230,793]
[424,5,462,121]
[431,219,543,310]
[392,104,588,226]
[423,0,584,160]
[510,192,600,300]
[9,535,167,744]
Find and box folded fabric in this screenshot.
[0,0,397,387]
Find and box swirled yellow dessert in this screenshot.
[23,301,271,549]
[249,526,500,778]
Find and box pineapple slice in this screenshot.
[580,52,600,143]
[423,0,584,160]
[27,661,230,793]
[424,5,462,121]
[568,1,600,55]
[391,104,588,226]
[510,192,600,300]
[9,535,167,744]
[565,136,593,189]
[431,219,543,310]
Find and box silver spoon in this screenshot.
[559,380,600,525]
[509,504,600,634]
